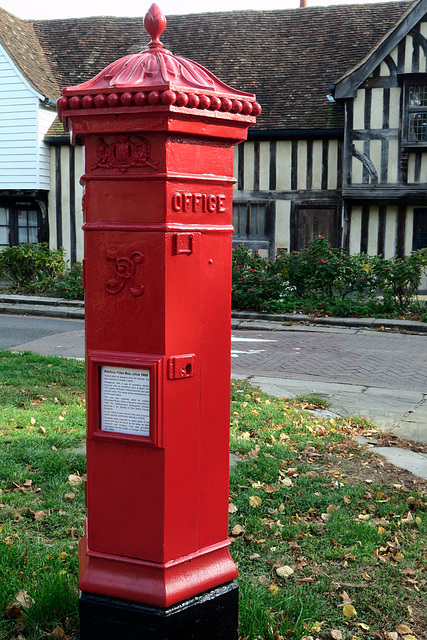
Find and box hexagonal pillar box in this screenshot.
[57,5,260,639]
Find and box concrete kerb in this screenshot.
[1,295,427,333]
[231,310,427,333]
[0,295,84,320]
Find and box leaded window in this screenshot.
[408,85,427,142]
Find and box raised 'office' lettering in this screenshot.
[171,192,226,213]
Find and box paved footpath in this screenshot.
[231,326,427,392]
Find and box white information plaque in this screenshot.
[101,366,150,436]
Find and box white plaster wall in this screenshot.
[276,140,292,190]
[259,141,270,190]
[275,200,291,251]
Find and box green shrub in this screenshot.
[53,262,84,300]
[281,236,377,300]
[373,249,427,309]
[231,238,427,320]
[0,243,65,291]
[232,244,294,313]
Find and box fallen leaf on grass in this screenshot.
[331,631,343,640]
[384,633,398,640]
[343,604,357,618]
[249,495,262,508]
[265,485,279,493]
[28,509,46,521]
[396,624,413,635]
[64,493,75,500]
[231,524,245,536]
[15,590,35,608]
[340,591,353,605]
[68,474,82,485]
[52,626,65,638]
[356,623,370,631]
[270,584,279,595]
[6,590,35,618]
[276,565,294,578]
[5,602,23,619]
[228,503,238,513]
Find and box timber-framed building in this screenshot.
[1,0,427,278]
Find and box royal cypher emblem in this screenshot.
[92,135,159,173]
[106,249,144,296]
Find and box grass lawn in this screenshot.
[0,351,425,640]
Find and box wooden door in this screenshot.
[294,207,337,250]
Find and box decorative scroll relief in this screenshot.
[101,366,150,436]
[106,249,144,296]
[92,135,159,173]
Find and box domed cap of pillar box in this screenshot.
[57,3,261,128]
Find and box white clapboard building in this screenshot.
[1,0,427,273]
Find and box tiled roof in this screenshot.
[29,1,415,130]
[0,7,59,100]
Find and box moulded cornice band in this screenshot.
[80,172,237,184]
[82,222,234,232]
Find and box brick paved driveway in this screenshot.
[231,328,427,392]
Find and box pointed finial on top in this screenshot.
[144,4,167,49]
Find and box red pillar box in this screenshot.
[58,5,260,639]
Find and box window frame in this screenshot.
[0,202,42,248]
[413,208,427,251]
[232,199,275,259]
[401,74,427,147]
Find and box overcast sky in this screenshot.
[1,0,396,20]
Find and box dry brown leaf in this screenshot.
[33,511,46,521]
[276,565,294,578]
[64,492,75,500]
[396,625,412,635]
[52,626,65,638]
[39,426,46,434]
[231,524,245,536]
[343,604,357,618]
[341,591,353,605]
[228,503,238,513]
[15,590,35,608]
[384,633,398,640]
[5,602,23,619]
[281,476,293,487]
[249,495,262,508]
[68,474,82,486]
[265,485,279,493]
[321,513,330,521]
[331,631,343,640]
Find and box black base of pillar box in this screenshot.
[79,581,239,640]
